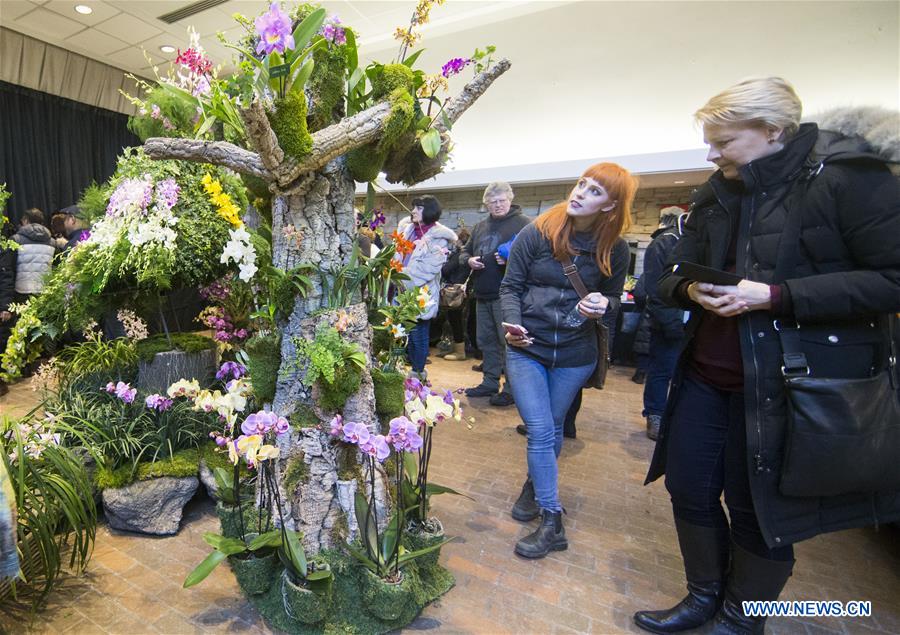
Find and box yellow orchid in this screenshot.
[238,434,263,464]
[256,444,280,462]
[227,439,240,465]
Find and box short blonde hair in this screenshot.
[482,181,514,204]
[695,77,802,138]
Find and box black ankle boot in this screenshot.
[710,543,794,635]
[511,478,539,521]
[634,519,729,633]
[514,509,567,558]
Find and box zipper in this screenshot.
[552,287,563,368]
[744,188,765,475]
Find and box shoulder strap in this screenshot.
[558,254,590,299]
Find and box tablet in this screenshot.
[672,262,742,286]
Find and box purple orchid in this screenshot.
[145,393,174,412]
[441,57,471,78]
[216,361,247,382]
[242,410,289,436]
[368,208,386,230]
[360,434,391,462]
[329,414,344,437]
[388,416,423,452]
[112,381,137,404]
[342,421,370,446]
[255,3,295,55]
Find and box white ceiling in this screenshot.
[1,0,897,183]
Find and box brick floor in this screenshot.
[1,357,898,634]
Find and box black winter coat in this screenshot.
[460,207,530,300]
[500,222,629,368]
[635,226,686,340]
[441,243,470,285]
[646,123,900,548]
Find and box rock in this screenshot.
[102,477,199,535]
[199,460,218,499]
[136,349,217,394]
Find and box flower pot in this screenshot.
[216,502,246,539]
[229,551,280,596]
[405,517,445,569]
[281,570,332,624]
[245,333,281,405]
[372,368,405,419]
[361,569,413,622]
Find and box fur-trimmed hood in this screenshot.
[396,217,457,243]
[808,106,899,164]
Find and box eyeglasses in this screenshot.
[486,199,509,207]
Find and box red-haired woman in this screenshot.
[500,162,637,558]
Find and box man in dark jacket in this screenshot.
[460,182,530,406]
[633,208,687,440]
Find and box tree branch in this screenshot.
[241,100,289,176]
[143,137,270,180]
[277,58,512,189]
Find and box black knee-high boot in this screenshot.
[710,542,794,634]
[634,518,730,633]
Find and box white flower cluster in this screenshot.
[116,308,149,340]
[87,174,180,252]
[220,226,258,282]
[5,414,61,464]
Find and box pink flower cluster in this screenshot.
[104,381,137,404]
[241,410,290,436]
[145,393,174,412]
[321,15,346,45]
[329,414,422,462]
[198,306,248,343]
[175,47,213,76]
[199,280,230,303]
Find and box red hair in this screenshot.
[534,162,638,276]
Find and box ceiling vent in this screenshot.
[157,0,230,24]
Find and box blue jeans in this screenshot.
[407,319,431,372]
[507,349,596,512]
[642,329,682,417]
[664,375,794,561]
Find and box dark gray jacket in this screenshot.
[459,206,530,300]
[647,121,900,547]
[500,222,629,368]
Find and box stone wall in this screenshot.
[357,182,694,277]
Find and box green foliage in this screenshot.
[268,90,314,160]
[289,404,319,429]
[244,333,281,404]
[76,182,109,225]
[56,333,138,383]
[94,447,201,489]
[0,415,97,609]
[371,64,415,101]
[308,42,348,132]
[291,323,365,387]
[127,85,198,142]
[135,333,215,363]
[317,363,362,412]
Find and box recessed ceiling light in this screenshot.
[159,45,176,54]
[673,180,686,184]
[74,4,93,14]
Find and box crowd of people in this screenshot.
[2,75,898,635]
[393,76,899,635]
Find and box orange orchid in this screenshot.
[389,259,404,273]
[390,230,415,256]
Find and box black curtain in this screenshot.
[0,80,139,226]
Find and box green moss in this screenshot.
[336,446,362,482]
[371,368,405,419]
[269,91,314,160]
[282,453,308,494]
[95,447,201,489]
[346,143,388,183]
[308,44,347,132]
[290,404,320,429]
[372,64,415,101]
[245,333,282,404]
[231,552,281,596]
[329,513,349,545]
[135,333,215,363]
[317,364,362,412]
[376,88,415,154]
[244,547,454,633]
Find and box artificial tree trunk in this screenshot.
[143,59,510,554]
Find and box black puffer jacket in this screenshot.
[646,122,900,548]
[441,242,470,285]
[634,225,686,339]
[500,222,629,368]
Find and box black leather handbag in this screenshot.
[776,317,900,497]
[559,255,609,390]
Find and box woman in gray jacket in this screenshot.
[394,195,457,379]
[12,207,55,297]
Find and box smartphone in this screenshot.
[501,322,528,337]
[672,262,742,286]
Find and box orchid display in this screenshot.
[220,225,259,283]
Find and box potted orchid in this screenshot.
[328,415,451,621]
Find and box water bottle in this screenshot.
[563,303,587,328]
